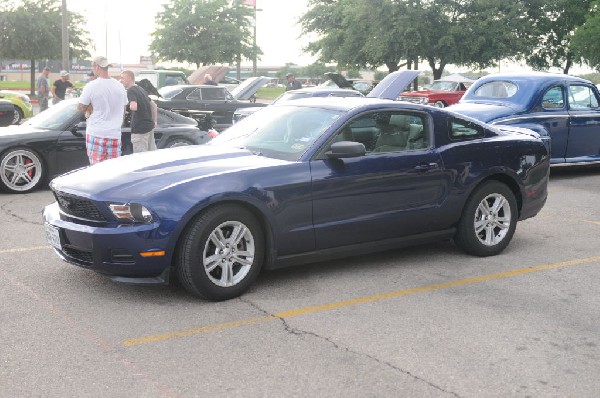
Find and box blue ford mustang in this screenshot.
[43,71,550,301]
[449,71,600,166]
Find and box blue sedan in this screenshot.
[43,72,550,301]
[449,71,600,165]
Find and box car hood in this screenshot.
[323,72,353,88]
[367,70,420,100]
[447,101,523,123]
[0,125,51,139]
[230,77,271,100]
[50,144,289,198]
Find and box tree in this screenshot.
[567,1,600,71]
[523,0,594,74]
[0,0,90,95]
[300,0,530,79]
[150,0,259,68]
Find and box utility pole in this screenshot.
[61,0,69,71]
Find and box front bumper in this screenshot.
[43,202,171,284]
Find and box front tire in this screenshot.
[0,148,45,193]
[165,138,194,148]
[177,205,264,301]
[433,100,446,108]
[455,181,517,256]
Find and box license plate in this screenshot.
[45,223,62,250]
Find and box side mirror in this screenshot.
[326,141,366,159]
[71,121,86,137]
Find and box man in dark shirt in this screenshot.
[120,70,157,153]
[51,71,74,104]
[285,73,302,91]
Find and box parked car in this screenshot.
[135,70,189,90]
[156,77,270,131]
[0,99,214,193]
[449,71,600,165]
[0,100,15,127]
[42,70,549,301]
[0,90,34,124]
[232,85,364,123]
[400,76,473,108]
[321,72,376,95]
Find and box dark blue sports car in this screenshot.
[449,71,600,166]
[43,71,550,301]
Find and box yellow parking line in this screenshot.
[0,246,51,254]
[123,256,600,347]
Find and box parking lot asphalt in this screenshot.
[1,166,599,397]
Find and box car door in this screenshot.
[54,119,89,175]
[566,84,600,162]
[198,87,234,129]
[310,110,449,250]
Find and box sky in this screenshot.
[67,0,315,67]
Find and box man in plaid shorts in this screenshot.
[77,56,128,164]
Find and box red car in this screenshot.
[400,76,473,108]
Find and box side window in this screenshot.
[568,85,599,110]
[186,88,201,101]
[450,118,485,140]
[333,112,428,153]
[473,81,518,98]
[542,87,564,109]
[202,87,227,101]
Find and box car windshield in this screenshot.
[22,100,81,130]
[209,105,342,161]
[429,81,459,91]
[159,86,185,99]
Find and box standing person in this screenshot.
[285,73,302,91]
[120,70,158,153]
[36,66,51,112]
[51,71,74,104]
[203,74,217,85]
[77,56,128,165]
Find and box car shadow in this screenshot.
[550,164,600,181]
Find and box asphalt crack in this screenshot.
[0,195,44,225]
[239,297,461,397]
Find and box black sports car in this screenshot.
[0,100,14,127]
[156,77,270,131]
[0,99,214,193]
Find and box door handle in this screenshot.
[414,162,439,171]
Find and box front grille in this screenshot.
[62,247,93,264]
[54,192,106,222]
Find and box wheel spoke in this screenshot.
[478,201,491,216]
[230,224,247,246]
[232,255,252,267]
[485,225,495,245]
[204,254,221,272]
[490,196,506,215]
[209,230,226,250]
[474,219,486,233]
[220,261,233,285]
[4,163,17,173]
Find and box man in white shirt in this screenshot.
[77,56,128,164]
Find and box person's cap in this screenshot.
[91,55,111,68]
[286,73,294,78]
[43,66,50,71]
[60,70,69,77]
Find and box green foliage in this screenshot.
[524,0,594,73]
[572,2,600,71]
[0,0,90,61]
[300,0,530,79]
[150,0,259,68]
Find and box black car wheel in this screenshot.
[0,148,45,193]
[12,106,23,125]
[455,181,517,256]
[177,205,265,301]
[433,100,446,108]
[166,138,194,148]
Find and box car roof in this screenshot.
[284,87,362,96]
[476,71,590,85]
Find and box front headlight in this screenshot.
[108,203,153,223]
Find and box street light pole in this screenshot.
[252,4,257,77]
[61,0,69,71]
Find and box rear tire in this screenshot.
[177,205,264,301]
[455,181,517,256]
[12,106,23,124]
[166,138,194,148]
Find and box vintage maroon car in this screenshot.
[400,75,474,108]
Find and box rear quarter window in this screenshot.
[450,118,485,140]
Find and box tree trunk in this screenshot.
[30,59,36,97]
[385,61,399,73]
[563,56,572,75]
